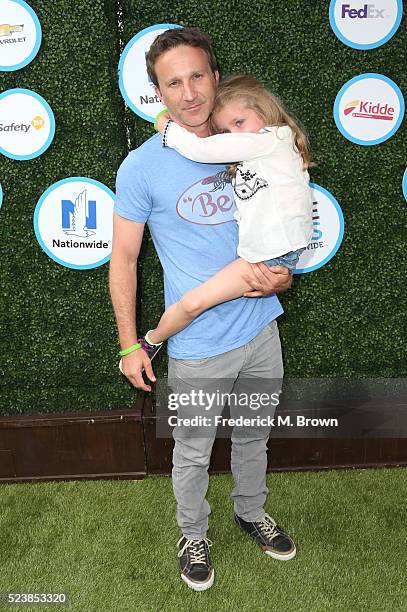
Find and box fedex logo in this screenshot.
[341,4,385,18]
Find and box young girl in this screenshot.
[139,74,313,359]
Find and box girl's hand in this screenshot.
[156,111,170,133]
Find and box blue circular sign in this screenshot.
[403,169,407,202]
[295,183,344,275]
[333,73,405,146]
[0,0,42,71]
[118,23,181,122]
[0,88,55,160]
[329,0,403,50]
[34,177,115,270]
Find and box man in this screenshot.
[109,27,295,592]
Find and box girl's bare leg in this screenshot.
[148,258,255,344]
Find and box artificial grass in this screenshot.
[0,468,406,611]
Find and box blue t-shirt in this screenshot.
[114,133,283,359]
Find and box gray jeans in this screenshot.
[168,320,283,539]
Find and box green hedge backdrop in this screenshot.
[0,0,406,416]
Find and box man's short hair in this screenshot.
[146,26,219,87]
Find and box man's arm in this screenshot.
[109,214,155,391]
[243,263,292,296]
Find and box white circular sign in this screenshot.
[334,74,404,146]
[0,88,55,160]
[0,0,41,71]
[329,0,403,49]
[118,23,180,122]
[295,184,344,274]
[34,178,115,270]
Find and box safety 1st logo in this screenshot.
[0,115,45,133]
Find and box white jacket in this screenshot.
[162,121,313,263]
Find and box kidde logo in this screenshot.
[0,115,45,133]
[341,4,386,18]
[344,99,394,120]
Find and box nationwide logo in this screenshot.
[34,178,114,269]
[62,190,96,238]
[54,190,108,248]
[341,4,386,19]
[343,99,394,120]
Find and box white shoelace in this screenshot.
[177,537,213,564]
[257,513,280,541]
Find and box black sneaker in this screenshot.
[234,513,296,560]
[177,536,214,591]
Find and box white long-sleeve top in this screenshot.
[162,120,313,263]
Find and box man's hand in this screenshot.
[242,263,292,297]
[156,111,170,133]
[120,348,156,392]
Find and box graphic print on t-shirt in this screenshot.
[176,169,237,226]
[233,164,268,201]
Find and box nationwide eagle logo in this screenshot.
[62,190,97,238]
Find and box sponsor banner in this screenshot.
[118,23,180,122]
[295,184,344,274]
[0,88,55,160]
[403,169,407,202]
[334,73,404,146]
[0,0,41,71]
[34,177,115,270]
[329,0,403,50]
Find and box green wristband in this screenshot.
[154,108,169,131]
[119,343,141,357]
